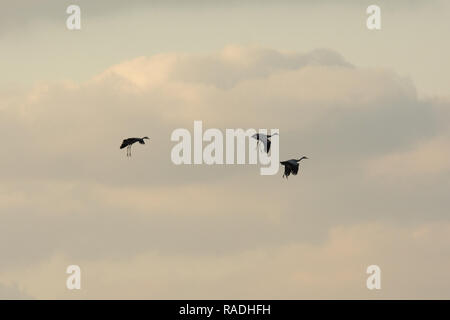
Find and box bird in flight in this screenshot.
[120,137,149,157]
[280,156,308,179]
[252,133,278,153]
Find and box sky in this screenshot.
[0,0,450,299]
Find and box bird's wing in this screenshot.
[265,139,271,153]
[120,138,139,149]
[291,163,299,175]
[284,164,292,177]
[120,139,130,149]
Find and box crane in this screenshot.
[280,156,308,179]
[120,137,149,157]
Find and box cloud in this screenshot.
[367,135,450,179]
[0,0,442,36]
[3,221,450,299]
[97,46,352,89]
[0,283,34,300]
[1,45,449,298]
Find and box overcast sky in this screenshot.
[1,0,450,299]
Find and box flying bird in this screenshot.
[252,133,278,153]
[120,137,149,157]
[280,156,308,179]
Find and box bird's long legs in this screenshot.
[127,146,132,157]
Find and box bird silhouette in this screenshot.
[120,137,149,157]
[280,156,308,179]
[252,133,278,153]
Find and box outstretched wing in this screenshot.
[265,139,271,153]
[120,138,136,149]
[258,135,270,153]
[283,164,292,177]
[291,163,299,175]
[120,139,130,149]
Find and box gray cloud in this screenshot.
[0,283,34,300]
[1,46,449,298]
[0,0,442,36]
